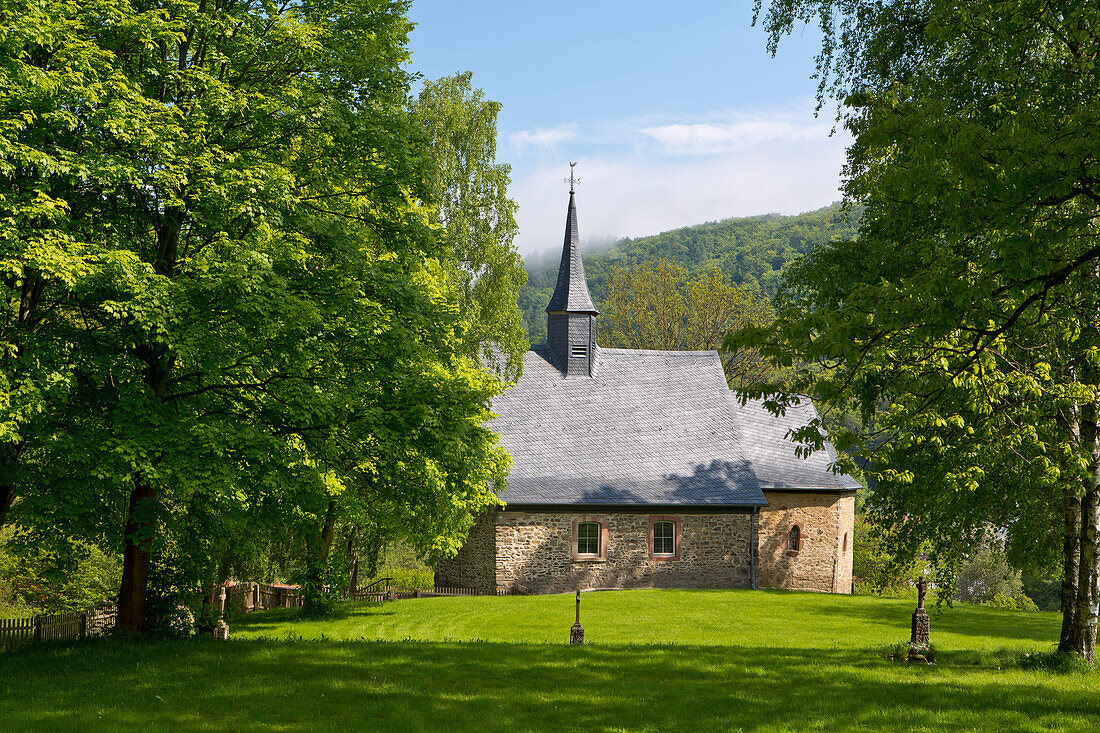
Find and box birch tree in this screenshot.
[745,0,1100,659]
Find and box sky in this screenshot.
[407,0,849,257]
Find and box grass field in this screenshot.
[1,589,1097,732]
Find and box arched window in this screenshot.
[787,525,801,555]
[843,532,848,553]
[577,522,600,555]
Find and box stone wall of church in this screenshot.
[434,512,497,592]
[490,510,753,594]
[756,491,855,593]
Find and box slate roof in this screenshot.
[545,192,598,314]
[491,347,858,507]
[733,396,862,491]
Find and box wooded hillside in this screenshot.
[520,202,859,343]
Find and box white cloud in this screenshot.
[508,125,576,155]
[510,135,850,257]
[639,116,831,155]
[501,103,851,256]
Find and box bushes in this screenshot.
[982,593,1039,612]
[0,536,121,615]
[954,542,1024,605]
[365,567,434,591]
[852,516,928,595]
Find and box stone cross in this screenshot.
[570,589,585,645]
[214,586,230,640]
[910,576,930,647]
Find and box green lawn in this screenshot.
[1,589,1097,732]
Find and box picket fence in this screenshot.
[397,585,516,599]
[0,607,116,652]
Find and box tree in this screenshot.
[0,0,508,632]
[413,72,527,379]
[599,258,774,389]
[743,1,1100,658]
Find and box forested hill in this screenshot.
[519,202,860,343]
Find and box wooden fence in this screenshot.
[0,608,116,652]
[344,589,391,603]
[224,582,303,614]
[393,585,516,599]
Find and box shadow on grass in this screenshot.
[1,637,1097,732]
[228,602,398,632]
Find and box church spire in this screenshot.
[546,164,597,377]
[546,164,598,315]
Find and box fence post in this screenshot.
[79,612,88,640]
[252,582,259,613]
[33,616,43,643]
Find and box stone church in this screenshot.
[436,189,858,595]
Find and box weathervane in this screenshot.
[563,162,580,193]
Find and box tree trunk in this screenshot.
[0,440,28,529]
[0,483,13,529]
[116,474,158,633]
[302,500,339,615]
[1060,485,1083,652]
[115,180,184,634]
[320,499,338,562]
[1072,480,1100,661]
[347,534,359,594]
[1,270,43,528]
[1069,392,1100,661]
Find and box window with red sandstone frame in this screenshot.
[652,521,675,555]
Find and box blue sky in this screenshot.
[407,1,848,257]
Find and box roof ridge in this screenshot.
[597,347,722,357]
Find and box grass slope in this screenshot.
[1,589,1096,732]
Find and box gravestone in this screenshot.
[570,590,584,645]
[910,576,930,646]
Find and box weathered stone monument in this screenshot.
[910,576,930,647]
[214,587,230,641]
[570,590,585,645]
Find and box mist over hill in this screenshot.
[519,202,860,343]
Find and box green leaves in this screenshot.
[753,0,1100,585]
[0,0,511,623]
[412,72,527,380]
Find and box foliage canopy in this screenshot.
[0,0,511,628]
[746,0,1100,658]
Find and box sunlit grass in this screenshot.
[1,589,1096,732]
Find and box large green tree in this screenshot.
[413,72,527,379]
[599,258,775,389]
[743,0,1100,658]
[0,0,507,632]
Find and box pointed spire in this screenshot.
[546,190,598,314]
